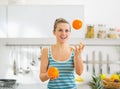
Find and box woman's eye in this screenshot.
[58,29,70,32]
[65,29,70,32]
[58,29,62,32]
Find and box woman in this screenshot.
[40,18,84,89]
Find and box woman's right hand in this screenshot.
[47,67,59,80]
[47,72,59,80]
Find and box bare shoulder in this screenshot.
[69,46,74,51]
[40,47,49,67]
[41,47,48,56]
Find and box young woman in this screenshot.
[40,18,84,89]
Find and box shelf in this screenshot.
[0,38,120,46]
[81,39,120,46]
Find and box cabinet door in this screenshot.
[0,6,7,38]
[8,5,84,38]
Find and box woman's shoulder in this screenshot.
[41,47,49,55]
[42,47,48,51]
[69,46,74,51]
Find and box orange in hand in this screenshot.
[72,19,82,30]
[48,67,59,80]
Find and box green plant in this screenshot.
[89,74,103,89]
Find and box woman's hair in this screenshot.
[53,18,71,32]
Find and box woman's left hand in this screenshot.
[72,42,84,57]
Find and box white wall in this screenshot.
[0,0,8,5]
[1,0,120,38]
[1,0,120,27]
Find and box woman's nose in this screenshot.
[61,31,66,34]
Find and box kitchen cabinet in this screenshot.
[0,5,84,38]
[0,6,7,37]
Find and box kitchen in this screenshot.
[0,0,120,89]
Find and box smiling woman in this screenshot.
[40,18,84,89]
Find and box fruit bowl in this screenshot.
[102,79,120,89]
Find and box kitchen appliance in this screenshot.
[0,79,18,89]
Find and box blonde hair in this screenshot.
[53,18,71,32]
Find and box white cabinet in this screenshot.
[0,6,7,37]
[0,5,84,38]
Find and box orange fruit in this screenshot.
[48,67,59,79]
[72,19,82,30]
[110,74,119,82]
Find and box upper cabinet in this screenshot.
[0,5,84,38]
[0,6,7,37]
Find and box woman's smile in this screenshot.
[60,35,67,40]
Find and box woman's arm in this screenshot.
[73,42,84,75]
[39,48,49,82]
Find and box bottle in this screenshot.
[97,24,106,39]
[85,25,94,38]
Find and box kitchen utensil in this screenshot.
[99,51,102,74]
[92,51,95,74]
[24,67,31,74]
[39,46,42,60]
[86,54,89,72]
[107,54,110,74]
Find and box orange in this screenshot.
[110,74,119,82]
[72,19,82,30]
[48,67,59,79]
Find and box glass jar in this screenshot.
[85,25,94,38]
[107,28,117,39]
[97,24,107,39]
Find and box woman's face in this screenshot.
[53,23,71,43]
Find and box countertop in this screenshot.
[16,82,91,89]
[16,83,47,89]
[15,72,92,89]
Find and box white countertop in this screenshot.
[16,83,47,89]
[16,82,91,89]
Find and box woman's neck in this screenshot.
[54,43,69,51]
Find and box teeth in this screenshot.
[61,36,66,39]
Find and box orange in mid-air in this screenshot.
[72,19,83,30]
[48,67,59,79]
